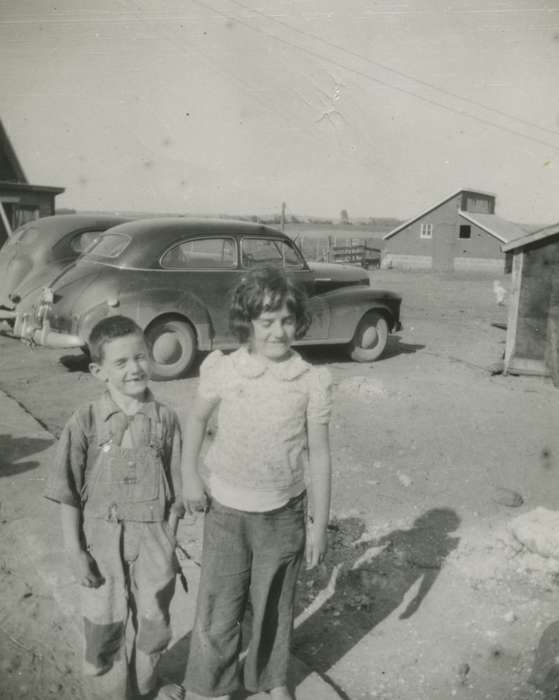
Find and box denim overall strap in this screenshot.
[83,405,168,522]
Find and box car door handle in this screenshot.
[314,277,332,282]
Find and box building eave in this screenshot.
[0,180,65,195]
[502,221,559,252]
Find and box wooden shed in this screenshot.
[0,119,64,245]
[502,222,559,384]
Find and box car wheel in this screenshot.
[145,318,198,381]
[349,311,389,362]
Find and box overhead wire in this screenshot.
[228,0,559,139]
[190,0,559,152]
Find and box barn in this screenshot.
[0,119,64,245]
[501,222,559,384]
[382,189,527,272]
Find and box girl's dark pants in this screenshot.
[186,492,306,696]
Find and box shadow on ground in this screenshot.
[529,620,559,699]
[0,432,54,476]
[299,336,425,366]
[59,352,90,373]
[293,509,460,697]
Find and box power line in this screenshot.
[228,0,559,140]
[190,0,559,152]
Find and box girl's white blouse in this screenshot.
[198,346,332,512]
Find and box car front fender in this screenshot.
[316,285,402,341]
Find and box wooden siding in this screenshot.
[513,235,559,363]
[455,222,503,260]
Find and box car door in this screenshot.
[240,236,330,340]
[160,235,242,344]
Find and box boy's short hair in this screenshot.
[88,315,145,364]
[229,265,312,343]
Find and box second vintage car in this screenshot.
[0,213,131,308]
[9,218,402,380]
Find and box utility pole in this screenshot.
[281,201,286,232]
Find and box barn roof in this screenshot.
[502,221,559,252]
[383,188,496,240]
[458,211,527,244]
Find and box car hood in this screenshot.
[308,261,369,286]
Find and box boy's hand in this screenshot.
[306,522,328,570]
[184,472,209,515]
[71,550,105,588]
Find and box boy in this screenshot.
[45,315,185,700]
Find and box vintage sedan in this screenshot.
[10,218,402,380]
[0,213,130,308]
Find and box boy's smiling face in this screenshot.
[90,332,151,399]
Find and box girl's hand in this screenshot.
[184,471,209,515]
[71,550,105,588]
[306,522,328,570]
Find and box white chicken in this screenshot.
[493,280,507,306]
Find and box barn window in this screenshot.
[459,225,471,239]
[420,223,433,239]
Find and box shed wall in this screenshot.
[514,236,559,361]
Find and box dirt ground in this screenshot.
[1,268,559,700]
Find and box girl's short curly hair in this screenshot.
[229,265,312,343]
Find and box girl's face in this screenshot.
[250,301,296,361]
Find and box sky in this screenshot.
[1,0,559,224]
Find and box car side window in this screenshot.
[241,238,304,268]
[161,237,236,269]
[70,231,101,254]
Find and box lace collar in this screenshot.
[231,345,310,381]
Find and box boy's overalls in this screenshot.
[80,405,178,697]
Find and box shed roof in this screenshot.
[0,180,65,195]
[383,188,496,240]
[0,119,26,183]
[458,211,527,244]
[502,221,559,252]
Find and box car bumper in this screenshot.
[12,310,83,348]
[0,308,17,321]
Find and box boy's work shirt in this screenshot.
[45,391,184,520]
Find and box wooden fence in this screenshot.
[296,235,382,268]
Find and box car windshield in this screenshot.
[241,238,305,268]
[83,233,131,259]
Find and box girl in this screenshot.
[182,265,332,700]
